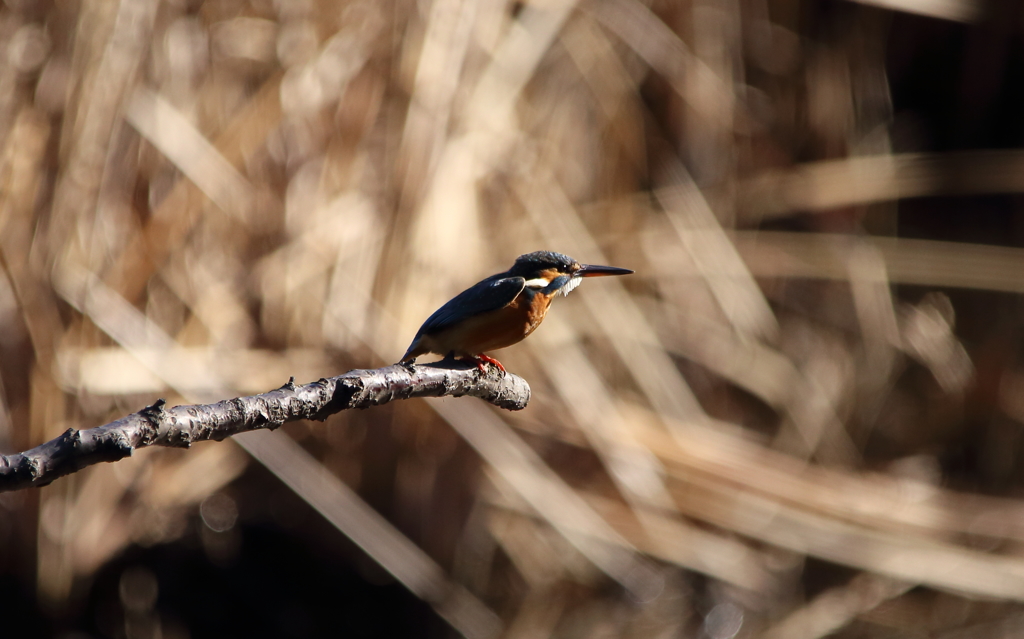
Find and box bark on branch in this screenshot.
[0,362,530,493]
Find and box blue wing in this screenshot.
[416,275,526,336]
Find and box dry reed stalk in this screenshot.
[3,0,1024,636]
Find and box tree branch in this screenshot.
[0,362,530,493]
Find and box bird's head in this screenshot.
[508,251,633,297]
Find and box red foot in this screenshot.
[472,353,506,373]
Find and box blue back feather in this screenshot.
[415,275,527,337]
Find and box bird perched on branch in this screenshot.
[400,251,633,372]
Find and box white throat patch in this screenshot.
[560,275,582,296]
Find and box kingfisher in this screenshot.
[400,251,633,372]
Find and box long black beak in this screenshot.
[577,264,634,277]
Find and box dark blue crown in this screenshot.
[511,251,576,274]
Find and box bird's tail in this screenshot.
[399,338,424,364]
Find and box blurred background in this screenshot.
[4,0,1024,636]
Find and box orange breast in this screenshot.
[426,291,553,356]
